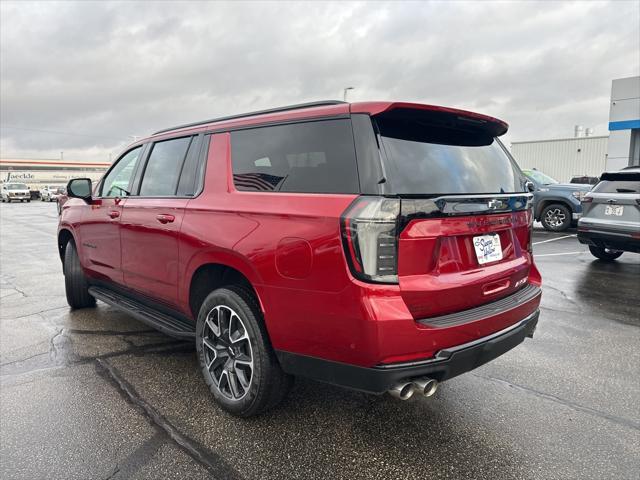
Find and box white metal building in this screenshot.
[511,135,608,183]
[511,76,640,181]
[606,76,640,170]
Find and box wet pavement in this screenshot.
[1,201,639,480]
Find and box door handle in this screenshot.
[156,214,175,224]
[108,210,120,219]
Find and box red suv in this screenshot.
[59,101,541,416]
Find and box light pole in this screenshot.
[343,87,354,101]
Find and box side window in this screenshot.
[230,119,360,193]
[139,137,192,197]
[176,135,206,197]
[101,147,142,197]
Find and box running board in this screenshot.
[88,286,196,339]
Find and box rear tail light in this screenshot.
[341,196,400,284]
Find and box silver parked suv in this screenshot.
[578,167,640,261]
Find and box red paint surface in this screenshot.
[59,102,540,369]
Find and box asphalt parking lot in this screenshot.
[1,201,638,480]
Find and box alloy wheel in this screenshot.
[202,305,254,401]
[544,208,566,228]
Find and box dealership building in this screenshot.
[511,76,640,182]
[607,76,640,171]
[0,159,109,190]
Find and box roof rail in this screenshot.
[152,100,347,135]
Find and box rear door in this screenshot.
[372,109,534,319]
[120,135,203,307]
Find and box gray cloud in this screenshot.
[1,0,638,161]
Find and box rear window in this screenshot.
[376,116,526,195]
[231,119,359,194]
[592,179,640,194]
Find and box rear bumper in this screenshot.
[276,309,539,394]
[578,229,640,253]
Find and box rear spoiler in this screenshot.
[352,102,509,137]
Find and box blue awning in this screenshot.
[609,119,640,131]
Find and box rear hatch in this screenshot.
[374,107,534,319]
[581,171,640,233]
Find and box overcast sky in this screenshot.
[1,0,639,162]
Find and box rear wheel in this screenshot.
[589,246,623,261]
[195,286,292,417]
[63,240,96,309]
[541,203,572,232]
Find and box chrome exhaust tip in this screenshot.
[388,382,415,400]
[413,378,439,397]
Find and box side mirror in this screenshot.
[67,178,93,203]
[525,181,536,193]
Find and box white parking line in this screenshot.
[532,234,577,245]
[535,251,583,257]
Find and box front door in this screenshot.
[80,146,143,285]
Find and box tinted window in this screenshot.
[140,137,192,196]
[592,180,640,194]
[101,147,141,197]
[377,117,526,195]
[231,119,359,194]
[177,135,205,196]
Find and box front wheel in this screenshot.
[541,203,572,232]
[63,240,96,309]
[195,286,292,417]
[589,246,623,261]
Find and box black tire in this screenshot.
[195,286,292,417]
[63,240,96,309]
[589,246,623,261]
[541,203,572,232]
[27,199,30,203]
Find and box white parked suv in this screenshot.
[40,185,66,202]
[1,183,31,203]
